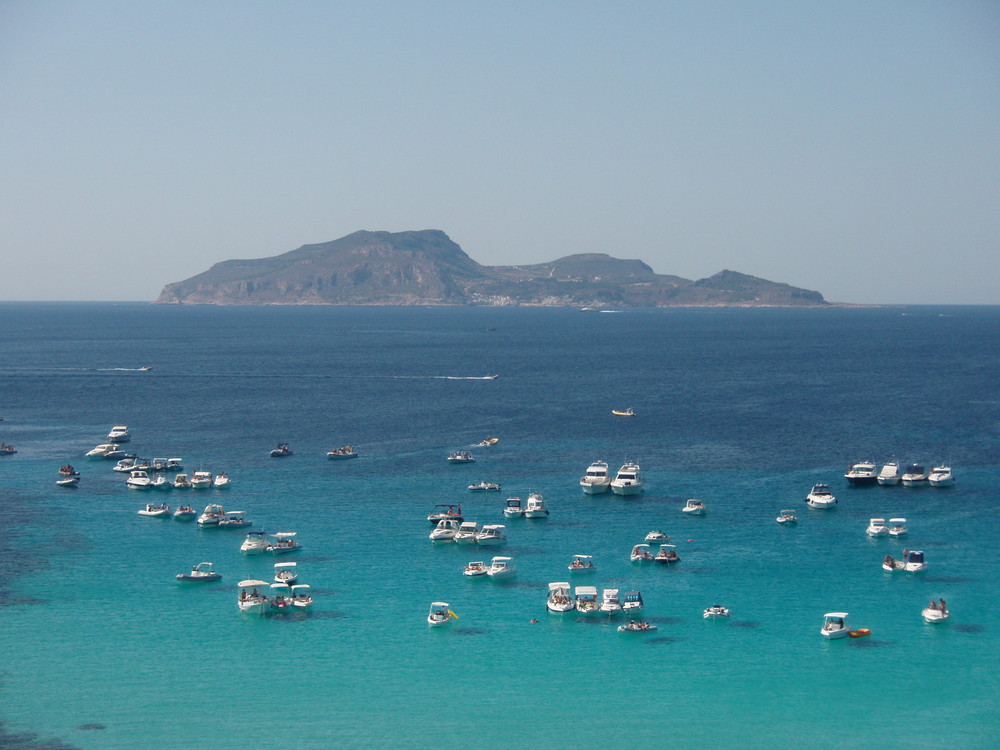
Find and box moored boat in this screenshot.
[468,481,501,491]
[269,582,294,613]
[579,460,611,494]
[464,560,488,577]
[240,530,269,554]
[704,605,731,619]
[574,586,600,615]
[654,544,680,565]
[901,464,928,486]
[137,502,170,518]
[877,459,901,485]
[173,505,196,521]
[237,580,270,614]
[630,543,654,563]
[610,462,644,496]
[524,492,549,518]
[821,612,850,639]
[476,524,507,546]
[326,445,358,460]
[866,518,889,537]
[213,472,232,489]
[107,425,130,443]
[290,584,314,611]
[0,442,16,455]
[844,460,878,486]
[611,408,635,417]
[267,532,301,554]
[173,473,192,489]
[427,504,463,525]
[486,556,517,580]
[453,521,480,545]
[176,562,222,582]
[618,619,657,633]
[190,470,213,489]
[447,450,475,463]
[928,466,955,487]
[546,582,575,613]
[600,588,622,616]
[218,510,252,529]
[502,498,524,518]
[429,518,461,543]
[568,554,596,572]
[922,600,950,624]
[805,483,837,509]
[682,498,706,516]
[776,509,798,525]
[270,443,293,458]
[622,590,645,616]
[427,602,457,627]
[125,470,152,490]
[197,503,226,526]
[887,518,908,537]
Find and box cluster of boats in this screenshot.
[269,443,360,459]
[236,562,314,615]
[463,556,517,579]
[579,460,645,496]
[845,459,955,487]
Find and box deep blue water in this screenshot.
[0,303,998,749]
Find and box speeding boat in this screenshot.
[197,504,226,526]
[218,510,252,529]
[776,509,798,525]
[240,530,269,554]
[904,550,927,572]
[290,584,314,611]
[630,544,654,563]
[429,518,461,543]
[878,459,901,486]
[922,601,950,624]
[176,562,222,582]
[888,518,908,537]
[213,472,232,489]
[682,498,706,516]
[476,524,507,546]
[645,530,670,543]
[137,503,170,518]
[468,481,501,491]
[427,504,463,525]
[704,605,731,619]
[928,466,955,487]
[270,443,293,458]
[805,484,837,509]
[821,612,850,639]
[107,425,130,443]
[618,620,657,633]
[568,554,596,572]
[267,532,301,554]
[270,583,294,614]
[427,602,456,627]
[447,451,475,463]
[125,470,152,490]
[486,556,517,580]
[524,493,549,518]
[579,460,611,494]
[173,473,192,489]
[574,586,600,615]
[237,580,270,614]
[600,589,622,616]
[610,462,644,496]
[463,560,488,577]
[173,505,196,521]
[622,591,645,616]
[866,518,889,537]
[844,461,878,486]
[654,544,680,565]
[326,445,358,460]
[546,582,575,613]
[190,471,213,489]
[453,521,480,545]
[612,408,635,417]
[502,498,524,518]
[86,443,120,459]
[901,464,928,486]
[476,437,499,447]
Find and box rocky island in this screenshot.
[154,229,827,307]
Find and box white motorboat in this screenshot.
[150,458,170,472]
[805,483,837,509]
[173,473,192,489]
[821,612,850,639]
[682,498,706,516]
[190,471,213,489]
[475,436,499,447]
[776,509,798,525]
[630,543,654,563]
[888,518,908,537]
[113,457,139,472]
[610,462,644,496]
[464,560,488,577]
[568,554,596,573]
[866,518,889,537]
[621,590,645,616]
[453,521,480,545]
[904,550,927,572]
[600,588,622,616]
[922,601,950,624]
[901,464,928,486]
[654,544,680,565]
[429,518,461,543]
[928,466,955,487]
[524,492,549,518]
[173,505,196,521]
[197,503,226,526]
[486,556,516,580]
[237,580,270,614]
[645,530,670,543]
[218,510,252,529]
[468,481,501,491]
[165,458,184,471]
[574,586,600,615]
[176,561,222,582]
[447,451,475,464]
[427,602,456,627]
[150,474,171,490]
[270,583,294,614]
[612,407,635,417]
[213,472,232,489]
[137,502,170,518]
[268,532,301,554]
[290,584,314,611]
[103,446,132,460]
[546,582,575,613]
[579,460,611,494]
[878,459,901,485]
[476,524,507,546]
[270,443,293,458]
[107,425,130,443]
[125,470,152,490]
[502,498,524,518]
[240,530,269,554]
[844,460,878,486]
[704,605,731,619]
[56,475,80,487]
[881,554,906,572]
[326,445,358,460]
[427,504,463,525]
[618,620,657,633]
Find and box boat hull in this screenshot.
[611,483,643,496]
[922,608,950,623]
[580,481,610,494]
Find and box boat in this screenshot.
[176,562,222,582]
[546,582,575,613]
[453,521,480,545]
[579,460,611,494]
[56,475,80,487]
[866,518,889,537]
[429,518,461,543]
[326,445,358,460]
[137,502,170,518]
[776,509,798,525]
[617,620,657,632]
[240,530,269,555]
[463,560,488,577]
[849,629,871,639]
[197,503,226,526]
[574,586,600,615]
[524,492,549,518]
[654,544,680,565]
[427,504,463,525]
[805,483,837,509]
[427,602,457,627]
[107,425,130,443]
[447,450,475,463]
[704,605,731,619]
[270,443,293,458]
[150,458,169,472]
[476,524,507,546]
[610,462,644,496]
[881,554,906,572]
[600,588,622,616]
[888,518,908,537]
[85,443,120,458]
[270,583,294,614]
[901,464,928,486]
[213,472,232,489]
[928,466,955,487]
[267,532,301,554]
[922,600,950,624]
[165,458,184,471]
[568,554,596,572]
[173,505,196,521]
[621,590,645,616]
[290,584,314,611]
[190,471,213,489]
[138,365,152,371]
[486,556,517,580]
[0,442,16,455]
[904,549,928,572]
[113,457,147,473]
[502,498,524,518]
[468,481,501,491]
[218,510,252,529]
[475,437,499,447]
[630,544,654,563]
[150,474,172,490]
[644,530,670,543]
[125,470,152,490]
[173,473,192,489]
[612,408,635,417]
[682,498,706,516]
[237,580,270,614]
[878,459,901,486]
[844,460,878,485]
[821,612,850,639]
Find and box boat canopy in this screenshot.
[907,551,925,562]
[291,584,311,593]
[274,562,297,570]
[238,579,270,588]
[623,591,642,601]
[491,556,512,564]
[273,532,297,538]
[549,581,570,591]
[430,601,449,609]
[823,612,849,619]
[270,582,291,592]
[889,518,906,523]
[575,586,598,597]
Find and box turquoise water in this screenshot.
[0,304,997,749]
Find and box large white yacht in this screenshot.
[600,588,622,616]
[240,531,269,554]
[621,590,645,616]
[844,460,877,485]
[579,460,611,494]
[125,470,152,490]
[107,425,131,443]
[610,462,644,496]
[877,459,901,485]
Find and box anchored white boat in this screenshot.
[237,580,270,614]
[453,521,480,545]
[610,462,644,496]
[427,602,456,627]
[546,582,575,613]
[622,590,645,616]
[618,620,657,633]
[704,605,731,619]
[447,451,475,463]
[574,586,600,615]
[165,458,184,471]
[486,556,517,580]
[218,510,251,529]
[190,471,213,489]
[213,472,232,489]
[107,425,130,443]
[270,443,293,458]
[888,518,908,537]
[173,505,196,521]
[267,532,301,554]
[928,466,955,486]
[630,543,654,563]
[197,504,226,526]
[579,460,611,494]
[776,509,798,525]
[468,481,501,491]
[173,473,192,489]
[427,504,463,525]
[126,470,152,490]
[901,464,928,486]
[877,459,901,486]
[866,518,889,537]
[682,498,706,516]
[524,492,549,518]
[327,445,358,460]
[502,498,524,518]
[176,561,221,582]
[464,560,488,577]
[476,524,507,546]
[821,612,850,639]
[270,583,294,614]
[290,584,313,611]
[805,483,837,509]
[150,474,171,490]
[600,588,622,616]
[844,460,878,485]
[56,474,80,487]
[113,457,140,472]
[568,554,596,572]
[645,530,670,543]
[85,443,118,458]
[904,550,927,572]
[240,530,269,555]
[654,544,680,565]
[137,502,170,518]
[922,601,950,624]
[429,518,461,543]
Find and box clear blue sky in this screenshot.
[2,1,998,303]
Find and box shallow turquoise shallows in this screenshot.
[1,303,997,749]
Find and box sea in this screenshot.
[0,303,998,750]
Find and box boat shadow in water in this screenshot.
[644,636,682,645]
[451,627,490,636]
[305,611,351,620]
[848,638,894,648]
[646,616,684,626]
[952,624,984,635]
[728,620,760,629]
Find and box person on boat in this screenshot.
[929,600,937,610]
[884,554,894,566]
[939,599,947,611]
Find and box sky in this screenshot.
[2,1,998,304]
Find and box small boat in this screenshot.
[654,544,680,565]
[568,554,596,572]
[821,612,850,639]
[878,459,901,486]
[237,580,270,614]
[429,518,461,543]
[165,458,184,471]
[218,510,252,529]
[213,472,232,489]
[107,425,130,443]
[612,408,635,417]
[85,443,119,458]
[922,601,950,624]
[502,498,524,518]
[600,588,622,616]
[125,470,152,490]
[427,504,463,525]
[137,503,170,518]
[0,442,16,455]
[486,556,517,580]
[704,605,731,619]
[453,521,480,545]
[468,481,501,491]
[866,518,889,537]
[173,473,192,489]
[844,460,878,486]
[805,483,837,509]
[622,590,645,616]
[326,445,358,460]
[270,443,293,458]
[848,628,871,639]
[475,437,499,447]
[176,562,222,582]
[240,530,269,555]
[138,366,152,371]
[290,584,314,611]
[546,582,575,613]
[901,464,928,486]
[197,504,226,526]
[190,471,213,489]
[267,532,301,554]
[463,560,488,577]
[447,450,475,463]
[476,524,507,546]
[928,466,955,487]
[682,498,706,516]
[574,586,600,615]
[56,475,80,487]
[270,583,294,614]
[776,509,798,525]
[579,460,611,494]
[150,458,169,472]
[618,620,657,633]
[904,549,928,572]
[114,457,149,473]
[630,544,654,563]
[173,505,196,521]
[427,602,457,627]
[524,492,549,518]
[881,554,906,572]
[610,462,644,496]
[150,474,172,490]
[644,530,670,543]
[888,518,908,537]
